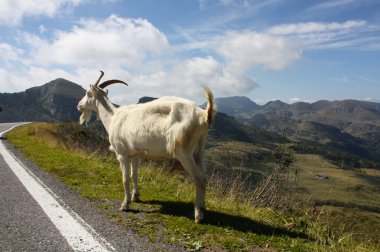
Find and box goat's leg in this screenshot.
[131,157,140,202]
[193,171,207,223]
[177,152,207,223]
[118,155,131,211]
[193,150,207,222]
[194,142,206,174]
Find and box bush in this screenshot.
[250,132,299,209]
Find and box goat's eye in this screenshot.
[86,91,93,97]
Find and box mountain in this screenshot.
[138,96,157,104]
[208,112,279,145]
[214,96,380,164]
[0,79,85,123]
[212,96,261,119]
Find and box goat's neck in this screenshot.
[95,96,115,133]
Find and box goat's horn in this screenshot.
[98,79,128,89]
[94,70,105,86]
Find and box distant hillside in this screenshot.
[138,96,157,104]
[214,96,380,164]
[0,79,85,123]
[213,96,260,119]
[208,112,279,146]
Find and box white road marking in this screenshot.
[0,124,116,252]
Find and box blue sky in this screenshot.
[0,0,379,105]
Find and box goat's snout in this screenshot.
[77,104,83,112]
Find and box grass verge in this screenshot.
[6,122,378,251]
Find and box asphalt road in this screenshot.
[0,123,182,252]
[0,124,75,251]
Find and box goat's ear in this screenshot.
[89,84,95,93]
[105,89,109,95]
[86,89,94,98]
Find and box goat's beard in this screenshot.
[79,110,91,125]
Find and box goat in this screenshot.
[77,71,216,223]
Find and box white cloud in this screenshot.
[173,56,258,97]
[364,97,380,103]
[0,68,29,91]
[288,97,315,104]
[357,76,380,85]
[215,31,301,71]
[267,20,376,50]
[0,66,77,92]
[39,24,47,34]
[219,0,235,5]
[288,98,302,104]
[27,66,75,85]
[27,15,170,68]
[169,24,303,99]
[197,0,280,13]
[0,43,24,63]
[329,76,352,83]
[103,55,259,105]
[198,0,207,9]
[198,0,243,8]
[0,0,85,26]
[0,64,130,96]
[14,16,301,102]
[268,20,366,35]
[308,0,358,11]
[101,0,120,3]
[128,56,256,101]
[0,14,303,104]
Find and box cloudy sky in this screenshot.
[0,0,379,105]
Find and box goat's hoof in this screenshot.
[119,202,129,212]
[119,206,128,212]
[132,194,140,202]
[194,208,204,224]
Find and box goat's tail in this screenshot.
[203,87,217,128]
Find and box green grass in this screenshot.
[6,122,379,251]
[296,154,380,208]
[295,154,380,246]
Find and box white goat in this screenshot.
[77,71,216,223]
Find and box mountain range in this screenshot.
[214,96,380,164]
[1,80,380,166]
